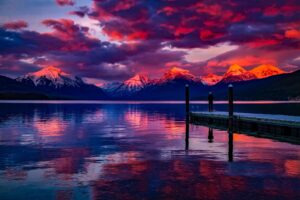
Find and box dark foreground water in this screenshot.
[0,101,300,200]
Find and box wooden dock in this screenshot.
[184,84,300,144]
[190,111,300,143]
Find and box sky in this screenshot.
[0,0,300,84]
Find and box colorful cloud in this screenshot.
[0,0,299,82]
[56,0,75,6]
[2,20,28,30]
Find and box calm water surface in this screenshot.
[0,102,300,200]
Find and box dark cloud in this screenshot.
[69,6,89,18]
[0,55,40,77]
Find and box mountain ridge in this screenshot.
[250,64,286,79]
[16,66,84,88]
[1,66,107,100]
[0,64,295,100]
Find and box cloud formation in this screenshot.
[56,0,74,6]
[86,0,300,48]
[0,0,300,83]
[2,20,28,30]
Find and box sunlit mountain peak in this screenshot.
[124,74,150,88]
[163,67,195,81]
[17,66,83,87]
[225,64,247,76]
[201,73,222,86]
[107,74,151,95]
[221,64,257,83]
[250,64,286,79]
[30,66,69,79]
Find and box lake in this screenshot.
[0,101,300,200]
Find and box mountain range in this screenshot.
[0,64,299,100]
[102,64,287,98]
[0,66,106,100]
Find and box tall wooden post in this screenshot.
[228,84,234,130]
[185,84,190,150]
[186,84,190,115]
[228,84,234,118]
[208,92,213,112]
[228,84,234,162]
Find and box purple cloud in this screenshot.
[56,0,74,6]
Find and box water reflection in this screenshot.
[0,103,300,200]
[208,128,214,143]
[185,116,189,151]
[34,118,67,137]
[228,132,234,162]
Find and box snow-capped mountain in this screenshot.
[220,64,257,83]
[158,67,198,84]
[201,73,222,86]
[0,64,293,100]
[15,66,106,99]
[103,81,123,92]
[250,64,285,79]
[123,74,150,91]
[103,68,202,98]
[1,68,299,100]
[102,65,288,98]
[16,66,84,88]
[103,74,150,97]
[134,67,206,100]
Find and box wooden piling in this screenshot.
[186,84,190,115]
[228,84,234,130]
[228,84,234,161]
[185,84,190,150]
[208,92,213,112]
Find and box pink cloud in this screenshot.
[2,20,28,30]
[56,0,74,6]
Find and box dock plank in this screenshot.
[190,111,300,143]
[190,112,300,127]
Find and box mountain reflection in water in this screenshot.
[0,103,300,200]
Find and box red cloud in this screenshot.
[158,6,178,16]
[264,6,280,16]
[204,20,220,27]
[2,20,28,30]
[246,39,280,48]
[103,29,149,41]
[194,3,222,16]
[264,4,300,16]
[175,27,194,37]
[231,13,246,23]
[56,0,74,6]
[88,0,300,49]
[127,31,149,40]
[113,0,136,12]
[200,29,225,41]
[285,29,300,39]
